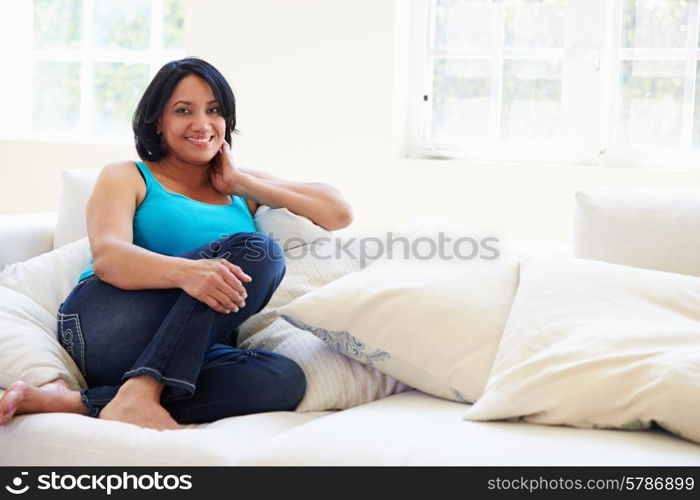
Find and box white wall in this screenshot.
[2,0,700,245]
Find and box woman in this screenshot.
[0,57,353,430]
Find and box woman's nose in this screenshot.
[190,110,212,131]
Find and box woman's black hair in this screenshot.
[133,57,237,161]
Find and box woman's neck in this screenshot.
[151,156,211,189]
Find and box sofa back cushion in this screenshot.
[53,169,100,249]
[574,188,700,277]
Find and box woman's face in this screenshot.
[157,74,226,165]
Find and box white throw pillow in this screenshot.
[574,188,700,277]
[0,286,85,391]
[0,238,91,316]
[239,207,411,411]
[53,169,100,248]
[278,254,521,403]
[464,255,700,445]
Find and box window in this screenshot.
[408,0,700,168]
[606,0,700,167]
[3,0,185,143]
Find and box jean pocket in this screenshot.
[57,311,87,378]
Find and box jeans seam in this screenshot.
[122,366,196,390]
[57,312,87,378]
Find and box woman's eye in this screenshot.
[208,107,220,114]
[175,108,190,114]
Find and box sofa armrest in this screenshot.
[0,212,57,271]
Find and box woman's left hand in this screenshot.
[209,141,244,196]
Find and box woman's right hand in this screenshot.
[174,258,252,314]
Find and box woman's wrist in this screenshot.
[230,171,257,199]
[166,257,192,289]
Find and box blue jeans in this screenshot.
[56,232,306,424]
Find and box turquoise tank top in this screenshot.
[78,160,258,282]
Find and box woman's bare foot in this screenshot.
[98,375,180,431]
[0,378,88,425]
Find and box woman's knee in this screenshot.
[232,232,286,283]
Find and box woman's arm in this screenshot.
[87,162,187,290]
[210,143,354,231]
[237,175,354,231]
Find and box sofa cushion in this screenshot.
[239,206,410,411]
[574,188,700,277]
[464,255,700,445]
[279,251,520,403]
[53,169,100,248]
[238,391,700,466]
[0,285,85,391]
[0,409,329,466]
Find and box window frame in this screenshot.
[406,0,700,169]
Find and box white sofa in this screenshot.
[1,172,699,466]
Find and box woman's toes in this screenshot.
[0,382,28,423]
[0,380,86,420]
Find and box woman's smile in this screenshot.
[185,135,214,147]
